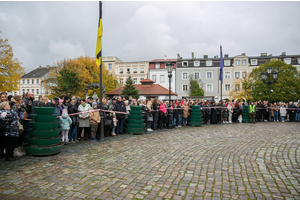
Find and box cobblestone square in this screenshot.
[0,123,299,199]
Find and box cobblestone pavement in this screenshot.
[0,123,300,200]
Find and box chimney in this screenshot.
[39,66,42,68]
[281,52,286,56]
[242,53,246,56]
[261,53,267,57]
[46,65,50,69]
[268,54,273,57]
[224,54,229,58]
[177,54,180,59]
[191,52,194,59]
[204,55,208,59]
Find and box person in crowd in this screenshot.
[68,98,79,143]
[111,113,117,136]
[90,102,100,142]
[0,92,7,103]
[87,97,93,107]
[52,97,62,119]
[221,101,228,124]
[295,103,300,122]
[288,101,296,122]
[22,92,37,119]
[146,100,154,131]
[273,102,279,122]
[177,101,182,127]
[182,101,189,126]
[172,102,179,128]
[227,102,233,124]
[0,101,19,161]
[58,98,63,114]
[62,95,70,110]
[37,95,43,106]
[78,99,91,140]
[60,94,66,101]
[158,100,167,129]
[38,97,50,107]
[152,99,159,130]
[280,103,287,122]
[114,96,126,134]
[248,101,256,123]
[59,109,72,145]
[128,96,133,105]
[210,101,218,124]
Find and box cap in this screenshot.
[87,97,93,100]
[53,97,59,103]
[92,102,97,107]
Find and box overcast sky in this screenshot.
[1,1,300,73]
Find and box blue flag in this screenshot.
[219,45,224,84]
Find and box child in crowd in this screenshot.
[59,109,72,145]
[89,102,100,142]
[111,113,117,136]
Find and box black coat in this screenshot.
[0,109,19,138]
[114,101,126,119]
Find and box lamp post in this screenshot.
[261,67,278,122]
[166,61,173,129]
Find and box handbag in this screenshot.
[18,122,24,134]
[105,118,114,128]
[147,113,153,121]
[72,116,79,126]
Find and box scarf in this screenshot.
[82,103,87,108]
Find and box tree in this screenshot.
[121,76,140,99]
[0,35,25,92]
[44,56,119,98]
[188,74,204,96]
[249,60,300,102]
[229,72,253,102]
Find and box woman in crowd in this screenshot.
[68,98,79,143]
[280,103,287,122]
[146,100,153,131]
[0,92,7,103]
[78,99,91,140]
[62,95,70,110]
[182,101,189,126]
[152,99,159,130]
[227,102,233,123]
[158,100,167,129]
[0,101,20,161]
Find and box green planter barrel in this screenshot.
[188,106,203,127]
[242,105,250,123]
[24,107,62,156]
[125,106,146,135]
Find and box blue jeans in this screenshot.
[274,112,278,121]
[69,125,77,141]
[112,126,116,133]
[296,113,300,121]
[172,116,177,126]
[177,115,182,125]
[182,117,187,125]
[281,116,285,122]
[116,118,125,134]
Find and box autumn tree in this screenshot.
[121,76,140,99]
[249,60,300,102]
[44,56,119,99]
[188,74,204,97]
[0,34,25,92]
[229,72,253,102]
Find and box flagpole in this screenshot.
[99,1,104,141]
[220,45,223,102]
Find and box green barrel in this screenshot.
[24,143,64,156]
[126,119,144,124]
[125,128,146,135]
[31,114,58,122]
[125,123,145,128]
[126,106,146,134]
[27,129,61,138]
[29,122,59,130]
[129,110,143,115]
[188,106,203,127]
[242,105,250,123]
[128,115,143,120]
[130,105,142,111]
[33,107,56,115]
[26,136,62,147]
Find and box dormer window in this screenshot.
[224,60,230,66]
[155,64,160,69]
[206,60,212,66]
[194,61,200,67]
[182,61,188,67]
[284,58,291,64]
[251,59,257,65]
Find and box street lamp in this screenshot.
[261,67,278,122]
[166,61,173,129]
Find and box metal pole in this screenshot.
[168,65,173,129]
[268,82,271,122]
[99,1,104,141]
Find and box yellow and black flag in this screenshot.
[95,1,102,66]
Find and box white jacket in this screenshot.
[280,107,286,116]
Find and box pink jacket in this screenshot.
[159,103,167,114]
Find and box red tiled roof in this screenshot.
[150,59,177,62]
[106,84,177,96]
[140,78,155,83]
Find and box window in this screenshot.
[120,68,123,73]
[14,92,17,96]
[284,58,291,64]
[140,78,144,81]
[27,89,29,93]
[194,72,200,79]
[155,64,160,69]
[127,68,130,74]
[242,60,247,65]
[36,79,39,84]
[182,61,188,67]
[194,61,200,67]
[225,72,231,79]
[206,84,213,92]
[251,59,257,65]
[225,84,230,91]
[108,64,112,70]
[27,79,30,84]
[133,78,137,84]
[133,68,137,73]
[32,89,34,93]
[206,60,212,66]
[22,89,25,95]
[224,60,230,66]
[242,72,247,78]
[235,72,240,79]
[235,84,240,91]
[22,79,25,84]
[235,60,240,66]
[120,79,123,84]
[140,68,144,73]
[183,85,188,92]
[36,89,39,95]
[32,79,34,84]
[182,72,188,80]
[152,75,157,82]
[160,75,165,83]
[206,72,212,79]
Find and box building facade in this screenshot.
[148,59,177,93]
[19,66,52,100]
[115,61,149,86]
[102,56,123,75]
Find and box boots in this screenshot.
[18,147,26,156]
[14,148,23,157]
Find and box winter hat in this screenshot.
[53,97,59,103]
[77,97,81,101]
[92,102,97,107]
[71,97,76,101]
[59,98,63,103]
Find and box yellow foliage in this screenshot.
[44,56,119,99]
[229,73,252,102]
[0,37,25,92]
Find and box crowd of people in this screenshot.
[1,91,300,161]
